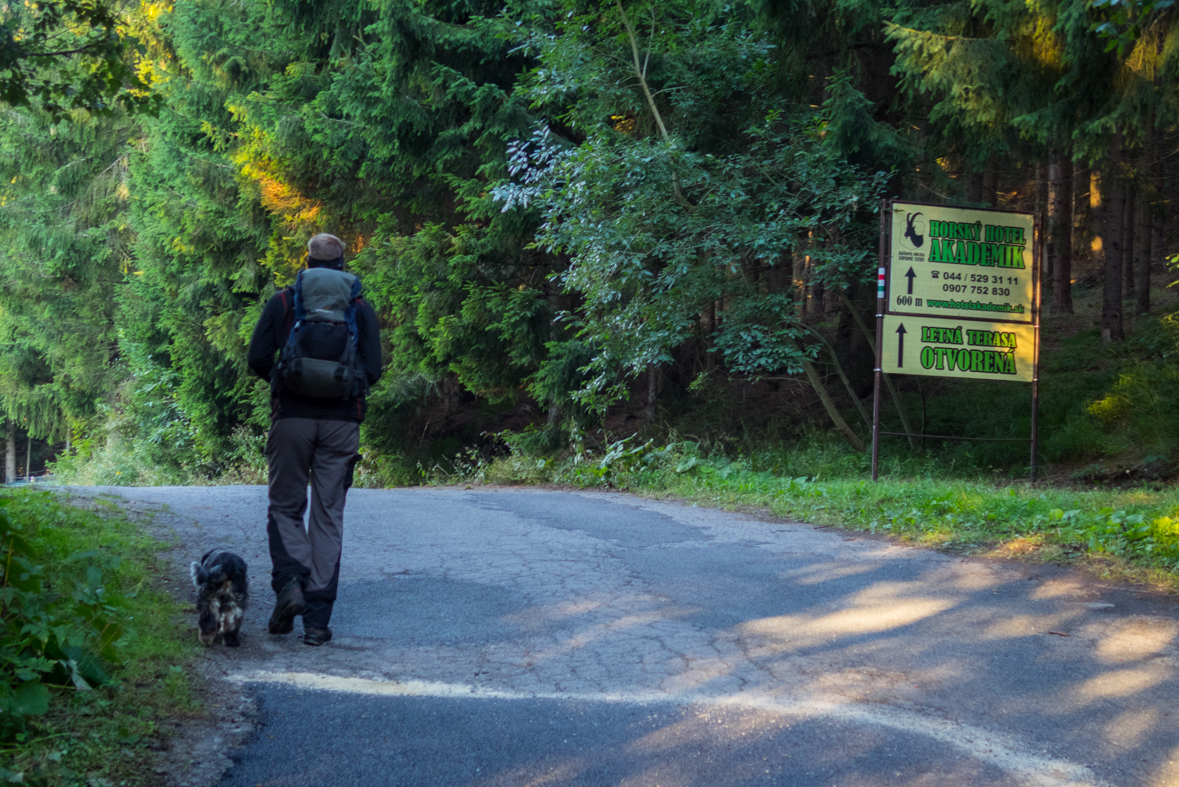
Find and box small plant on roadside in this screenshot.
[0,496,124,743]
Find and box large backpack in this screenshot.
[274,268,367,399]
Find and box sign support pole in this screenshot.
[1031,213,1043,481]
[871,199,889,482]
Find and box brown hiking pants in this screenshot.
[265,417,359,629]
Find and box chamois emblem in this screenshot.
[904,212,924,248]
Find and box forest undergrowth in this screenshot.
[0,489,199,786]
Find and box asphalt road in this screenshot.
[85,485,1179,787]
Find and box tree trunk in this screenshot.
[1090,168,1104,269]
[1036,161,1050,282]
[1073,166,1089,272]
[793,252,806,317]
[26,434,32,478]
[646,363,658,422]
[1122,188,1135,297]
[1035,162,1048,217]
[823,344,871,430]
[5,422,14,483]
[1049,151,1074,314]
[1138,122,1158,315]
[983,155,999,207]
[1102,135,1125,344]
[805,325,870,429]
[810,275,825,319]
[967,170,985,204]
[1151,203,1165,292]
[1136,183,1153,314]
[705,301,717,371]
[834,291,919,450]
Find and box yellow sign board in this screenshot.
[880,315,1035,382]
[889,202,1035,324]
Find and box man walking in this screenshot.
[247,233,382,645]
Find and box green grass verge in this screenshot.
[465,437,1179,590]
[1,488,198,786]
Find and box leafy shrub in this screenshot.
[0,490,197,786]
[48,432,193,486]
[213,426,268,485]
[351,448,422,489]
[1058,507,1179,567]
[360,373,442,457]
[0,494,126,742]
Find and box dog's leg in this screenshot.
[222,603,243,647]
[197,604,219,647]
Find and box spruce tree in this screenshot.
[0,106,132,442]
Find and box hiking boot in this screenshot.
[302,626,333,646]
[268,580,306,635]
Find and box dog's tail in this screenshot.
[190,560,227,588]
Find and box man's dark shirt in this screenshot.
[247,279,382,422]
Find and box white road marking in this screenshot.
[232,670,1109,787]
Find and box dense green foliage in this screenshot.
[0,110,130,441]
[0,0,1178,484]
[0,490,197,785]
[0,496,117,740]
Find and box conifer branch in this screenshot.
[885,23,968,41]
[27,43,106,58]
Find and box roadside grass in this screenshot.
[452,435,1179,591]
[1,489,198,786]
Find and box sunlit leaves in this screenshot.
[0,0,156,117]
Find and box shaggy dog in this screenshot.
[190,550,249,647]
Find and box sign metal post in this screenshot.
[1031,213,1044,480]
[871,199,889,482]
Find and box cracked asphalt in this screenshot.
[84,485,1179,787]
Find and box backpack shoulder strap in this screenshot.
[292,271,308,324]
[344,276,363,340]
[278,288,295,332]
